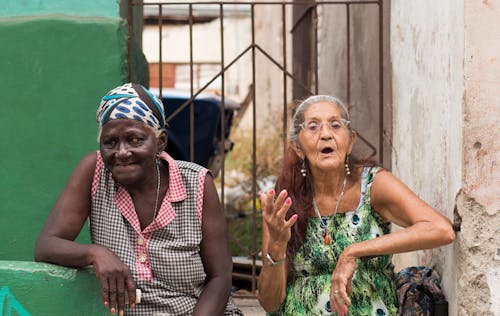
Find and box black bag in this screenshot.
[395,266,448,316]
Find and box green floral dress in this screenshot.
[270,167,397,316]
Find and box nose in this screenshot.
[115,141,131,158]
[319,123,333,139]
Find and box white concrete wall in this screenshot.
[391,1,464,314]
[392,1,500,315]
[459,1,500,315]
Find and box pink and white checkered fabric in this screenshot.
[89,152,241,315]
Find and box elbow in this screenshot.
[257,283,283,312]
[257,295,281,313]
[33,239,45,262]
[436,220,456,246]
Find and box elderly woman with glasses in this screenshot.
[257,95,455,316]
[35,83,242,316]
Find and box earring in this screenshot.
[345,156,351,175]
[301,159,307,178]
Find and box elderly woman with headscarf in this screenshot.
[35,83,242,316]
[257,95,455,315]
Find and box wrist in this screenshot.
[267,242,287,261]
[265,251,286,267]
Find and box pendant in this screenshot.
[324,235,331,245]
[322,229,331,245]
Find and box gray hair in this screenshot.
[290,95,350,143]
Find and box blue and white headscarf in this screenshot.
[96,83,166,130]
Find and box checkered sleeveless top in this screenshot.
[90,152,242,315]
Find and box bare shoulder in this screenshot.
[65,151,99,191]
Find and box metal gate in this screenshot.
[128,0,387,296]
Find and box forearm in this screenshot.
[257,242,288,312]
[34,236,98,268]
[344,221,455,260]
[193,273,232,316]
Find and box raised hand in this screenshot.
[90,245,136,315]
[260,189,298,250]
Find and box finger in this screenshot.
[275,196,292,219]
[261,189,276,216]
[116,275,126,316]
[108,275,117,314]
[331,291,347,316]
[273,190,288,211]
[125,276,136,309]
[99,276,110,309]
[284,213,298,229]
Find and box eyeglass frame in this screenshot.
[298,119,351,134]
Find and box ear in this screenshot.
[347,130,356,155]
[291,141,305,160]
[157,130,167,153]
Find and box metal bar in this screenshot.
[346,4,350,107]
[255,45,314,95]
[378,0,384,165]
[219,3,226,208]
[250,3,257,294]
[282,3,288,153]
[165,45,253,122]
[133,1,381,6]
[313,2,318,94]
[189,4,195,163]
[159,4,163,97]
[290,3,314,33]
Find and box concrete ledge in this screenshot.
[0,261,106,315]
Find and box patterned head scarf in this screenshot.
[96,83,166,130]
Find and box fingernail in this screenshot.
[130,303,135,309]
[119,310,124,316]
[104,301,108,307]
[285,197,291,205]
[111,307,116,314]
[269,189,275,195]
[292,214,298,220]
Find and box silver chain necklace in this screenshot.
[312,173,347,245]
[152,160,161,221]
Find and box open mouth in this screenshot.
[320,147,334,154]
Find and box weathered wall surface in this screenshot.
[390,1,464,314]
[0,1,132,261]
[458,1,500,315]
[392,0,500,315]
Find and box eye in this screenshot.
[305,121,321,132]
[330,120,343,129]
[129,137,144,146]
[101,138,116,148]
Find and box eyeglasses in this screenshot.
[299,119,350,133]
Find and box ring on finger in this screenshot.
[333,290,340,295]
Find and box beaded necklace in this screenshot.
[312,173,347,245]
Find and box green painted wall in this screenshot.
[0,261,106,315]
[0,1,148,261]
[0,0,120,19]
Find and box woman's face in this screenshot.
[294,101,355,172]
[99,119,164,186]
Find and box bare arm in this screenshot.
[257,190,298,312]
[193,173,233,316]
[346,169,455,258]
[34,152,136,315]
[34,152,98,266]
[330,169,455,315]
